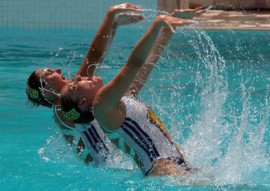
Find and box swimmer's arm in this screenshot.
[129,8,205,96]
[77,3,143,77]
[128,27,173,96]
[94,16,192,127]
[94,16,168,110]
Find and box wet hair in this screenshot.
[26,70,53,108]
[60,91,94,124]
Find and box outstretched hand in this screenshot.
[109,3,144,27]
[171,7,206,19]
[109,3,142,15]
[156,15,194,33]
[115,13,144,27]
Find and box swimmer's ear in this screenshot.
[78,98,87,110]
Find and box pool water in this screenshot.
[0,24,269,191]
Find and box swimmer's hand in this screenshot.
[171,7,206,19]
[108,3,144,27]
[115,13,144,27]
[109,3,142,15]
[156,15,194,33]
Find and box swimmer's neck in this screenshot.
[49,79,72,105]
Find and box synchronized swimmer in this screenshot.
[26,3,205,176]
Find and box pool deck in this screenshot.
[196,10,270,30]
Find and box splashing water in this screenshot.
[39,125,135,172]
[154,28,270,185]
[137,24,270,185]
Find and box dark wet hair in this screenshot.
[26,70,53,108]
[60,92,94,124]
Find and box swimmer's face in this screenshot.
[61,75,103,111]
[35,68,68,91]
[34,68,69,102]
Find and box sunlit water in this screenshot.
[0,21,269,190]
